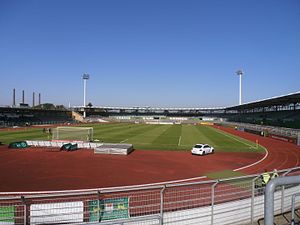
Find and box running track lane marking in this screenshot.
[0,176,207,195]
[233,146,269,171]
[210,126,269,172]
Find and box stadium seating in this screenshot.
[222,110,300,129]
[0,107,74,127]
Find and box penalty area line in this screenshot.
[120,139,128,143]
[178,136,182,146]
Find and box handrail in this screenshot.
[265,175,300,225]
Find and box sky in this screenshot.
[0,0,299,108]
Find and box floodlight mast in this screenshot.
[82,74,90,118]
[236,70,244,105]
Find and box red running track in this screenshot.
[214,125,300,174]
[0,126,299,192]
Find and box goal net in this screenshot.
[52,126,93,142]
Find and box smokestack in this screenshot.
[13,89,16,106]
[22,90,25,104]
[32,92,35,107]
[39,93,41,105]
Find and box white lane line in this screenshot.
[120,139,128,143]
[233,146,269,171]
[178,136,182,146]
[209,126,269,172]
[1,176,208,195]
[102,176,208,190]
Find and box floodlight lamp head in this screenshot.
[236,70,244,76]
[82,74,90,80]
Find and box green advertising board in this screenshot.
[0,206,15,223]
[89,198,129,222]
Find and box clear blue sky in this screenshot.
[0,0,299,107]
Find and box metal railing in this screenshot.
[1,167,300,225]
[220,121,300,138]
[265,176,300,225]
[291,192,300,225]
[0,120,77,128]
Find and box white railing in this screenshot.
[1,167,300,224]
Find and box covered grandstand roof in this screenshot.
[226,91,300,111]
[70,92,300,113]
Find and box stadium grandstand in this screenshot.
[224,92,300,128]
[1,92,299,131]
[0,106,73,127]
[74,92,299,125]
[72,91,300,129]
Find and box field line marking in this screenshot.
[209,126,269,171]
[233,146,269,171]
[178,136,181,146]
[209,127,255,148]
[120,139,128,143]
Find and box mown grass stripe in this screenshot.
[131,125,173,149]
[113,124,161,143]
[101,124,157,142]
[151,124,182,147]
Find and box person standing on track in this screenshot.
[271,169,279,179]
[261,169,271,187]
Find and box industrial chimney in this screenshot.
[13,89,16,106]
[22,90,25,104]
[32,92,35,107]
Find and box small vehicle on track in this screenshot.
[191,144,214,156]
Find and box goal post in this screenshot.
[52,126,93,142]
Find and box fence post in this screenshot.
[211,180,219,225]
[291,192,300,225]
[251,176,259,224]
[21,196,26,225]
[160,185,166,225]
[281,169,291,213]
[97,190,101,222]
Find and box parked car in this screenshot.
[191,144,214,155]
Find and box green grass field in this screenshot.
[0,123,264,153]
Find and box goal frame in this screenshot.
[52,126,94,142]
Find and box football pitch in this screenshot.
[0,123,265,153]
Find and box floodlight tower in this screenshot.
[82,73,90,118]
[236,69,244,105]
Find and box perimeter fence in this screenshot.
[1,167,300,225]
[219,121,300,140]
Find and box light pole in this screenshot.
[236,69,244,105]
[82,73,90,118]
